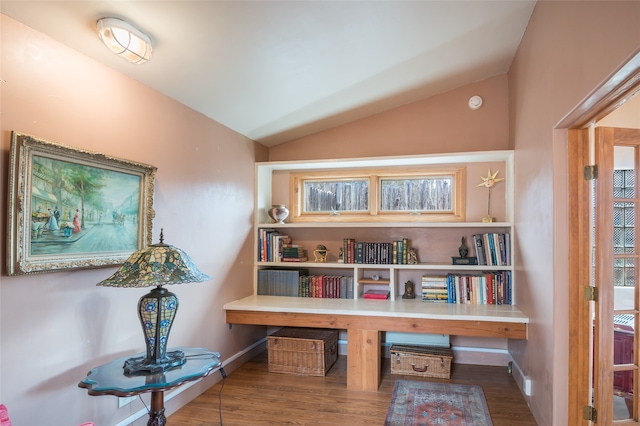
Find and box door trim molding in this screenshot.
[557,48,640,129]
[568,128,592,426]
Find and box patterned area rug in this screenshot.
[385,380,494,426]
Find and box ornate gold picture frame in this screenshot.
[6,132,157,275]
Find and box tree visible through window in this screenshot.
[303,180,369,213]
[290,166,465,223]
[379,177,452,212]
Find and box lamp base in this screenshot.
[123,349,186,375]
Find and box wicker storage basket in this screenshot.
[268,327,338,376]
[390,344,453,379]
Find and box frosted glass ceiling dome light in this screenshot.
[97,17,152,64]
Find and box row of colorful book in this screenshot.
[258,229,308,262]
[472,233,511,266]
[257,268,309,296]
[342,238,411,264]
[421,275,449,302]
[298,275,354,298]
[420,272,512,305]
[447,271,512,305]
[257,268,354,298]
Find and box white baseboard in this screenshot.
[508,355,532,397]
[450,345,510,366]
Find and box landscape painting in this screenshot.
[7,132,157,275]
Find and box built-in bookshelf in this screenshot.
[254,151,515,305]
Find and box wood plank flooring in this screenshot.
[169,350,538,425]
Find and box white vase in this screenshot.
[268,204,289,224]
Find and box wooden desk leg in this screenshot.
[347,329,381,391]
[148,390,166,426]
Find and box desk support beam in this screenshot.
[347,329,381,391]
[225,310,527,339]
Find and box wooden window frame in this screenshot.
[290,166,465,223]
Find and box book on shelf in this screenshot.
[422,287,448,294]
[257,268,309,297]
[258,230,290,262]
[360,277,391,284]
[282,248,305,256]
[363,289,390,300]
[341,238,411,265]
[423,295,449,303]
[422,290,449,300]
[298,274,353,299]
[401,237,408,264]
[421,276,449,302]
[281,244,308,262]
[445,271,512,305]
[392,241,398,264]
[259,231,311,263]
[472,233,511,266]
[473,234,486,266]
[421,275,448,286]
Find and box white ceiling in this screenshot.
[1,1,536,147]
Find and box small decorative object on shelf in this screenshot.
[478,169,504,223]
[408,248,418,265]
[268,204,289,224]
[458,236,469,257]
[314,244,328,263]
[452,236,477,265]
[338,247,344,263]
[402,280,416,299]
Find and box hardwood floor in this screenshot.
[169,350,538,425]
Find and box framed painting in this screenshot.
[6,132,157,275]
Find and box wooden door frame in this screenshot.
[568,128,592,426]
[566,50,640,425]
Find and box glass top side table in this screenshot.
[79,346,221,426]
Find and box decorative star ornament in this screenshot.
[478,169,504,188]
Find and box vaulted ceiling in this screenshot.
[1,1,536,146]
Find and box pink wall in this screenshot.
[509,2,640,425]
[269,74,510,161]
[0,15,267,425]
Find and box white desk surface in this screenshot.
[224,295,529,324]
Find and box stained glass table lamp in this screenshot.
[97,229,211,375]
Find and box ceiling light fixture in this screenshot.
[97,17,152,64]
